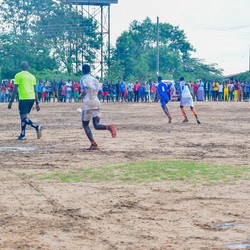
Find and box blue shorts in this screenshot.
[160,98,169,107]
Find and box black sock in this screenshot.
[23,118,39,130]
[21,120,26,136]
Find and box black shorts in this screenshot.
[19,100,35,115]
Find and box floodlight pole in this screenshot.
[156,16,160,79]
[62,0,117,79]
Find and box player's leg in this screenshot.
[180,105,188,122]
[18,100,43,139]
[92,116,116,138]
[161,100,172,123]
[82,110,99,150]
[190,106,201,124]
[82,120,99,150]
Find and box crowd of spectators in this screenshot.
[1,78,250,103]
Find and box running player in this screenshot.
[8,61,43,140]
[157,76,172,123]
[80,64,116,150]
[179,76,201,124]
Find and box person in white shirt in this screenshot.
[179,76,201,124]
[80,64,116,150]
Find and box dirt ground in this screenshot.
[0,101,249,250]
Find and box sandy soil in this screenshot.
[0,101,249,250]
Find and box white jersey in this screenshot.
[180,80,194,107]
[80,74,101,110]
[180,80,192,98]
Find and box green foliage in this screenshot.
[104,60,125,82]
[232,71,250,82]
[0,0,101,79]
[107,17,223,82]
[0,2,224,81]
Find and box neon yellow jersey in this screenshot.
[14,71,36,100]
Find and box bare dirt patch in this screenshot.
[0,101,249,250]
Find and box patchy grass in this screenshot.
[21,160,250,185]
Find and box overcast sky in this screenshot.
[111,0,250,75]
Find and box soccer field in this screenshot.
[0,101,249,249]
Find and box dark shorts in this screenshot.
[19,100,35,115]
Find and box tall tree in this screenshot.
[108,17,222,81]
[0,0,101,78]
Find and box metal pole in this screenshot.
[108,4,111,70]
[101,5,104,80]
[156,16,160,78]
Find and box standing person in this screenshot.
[212,80,219,101]
[80,64,116,150]
[119,81,126,102]
[36,80,43,102]
[218,82,223,101]
[7,61,43,140]
[102,80,109,102]
[66,79,73,102]
[61,82,67,102]
[228,80,234,101]
[58,79,64,102]
[51,79,58,102]
[73,80,81,102]
[0,83,6,102]
[144,82,150,102]
[157,76,172,123]
[151,82,157,102]
[133,80,140,102]
[224,81,229,101]
[197,79,204,101]
[209,81,214,101]
[192,81,199,101]
[115,80,120,102]
[246,81,250,101]
[179,76,201,124]
[204,81,210,101]
[127,81,134,102]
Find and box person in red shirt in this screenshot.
[7,80,15,102]
[73,80,80,102]
[133,80,140,102]
[61,83,67,102]
[0,84,6,102]
[192,82,199,101]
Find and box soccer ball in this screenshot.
[77,108,82,114]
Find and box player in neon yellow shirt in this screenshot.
[8,62,43,140]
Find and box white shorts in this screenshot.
[180,97,194,107]
[82,109,101,121]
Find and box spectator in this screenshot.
[218,82,223,101]
[197,79,204,101]
[212,80,219,101]
[133,80,140,102]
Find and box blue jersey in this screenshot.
[157,81,170,107]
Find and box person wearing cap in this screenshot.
[8,61,43,140]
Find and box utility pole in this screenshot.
[156,16,160,79]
